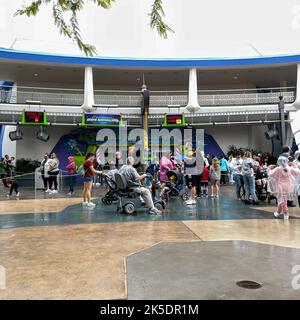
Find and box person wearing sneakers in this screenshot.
[268,156,300,220]
[209,157,221,198]
[66,156,76,195]
[241,151,259,205]
[119,156,162,215]
[48,153,60,194]
[6,178,20,197]
[82,152,102,208]
[200,165,209,197]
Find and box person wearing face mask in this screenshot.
[268,156,300,220]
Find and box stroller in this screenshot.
[161,170,189,202]
[255,168,268,201]
[238,169,269,202]
[101,169,119,205]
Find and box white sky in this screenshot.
[0,0,300,58]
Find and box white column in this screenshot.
[81,66,95,112]
[185,68,200,113]
[293,64,300,109]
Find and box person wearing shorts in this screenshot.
[82,152,102,208]
[200,166,209,197]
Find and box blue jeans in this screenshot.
[233,174,243,199]
[242,175,257,202]
[68,175,76,192]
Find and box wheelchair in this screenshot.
[114,173,165,215]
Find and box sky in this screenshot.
[0,0,300,58]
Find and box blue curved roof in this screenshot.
[1,48,300,68]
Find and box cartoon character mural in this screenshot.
[50,127,225,171]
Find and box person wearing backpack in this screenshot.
[241,151,259,205]
[82,152,102,208]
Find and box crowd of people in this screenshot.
[2,143,300,220]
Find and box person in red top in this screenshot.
[82,152,102,208]
[200,166,210,197]
[66,156,76,195]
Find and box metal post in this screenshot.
[278,96,286,146]
[141,78,150,169]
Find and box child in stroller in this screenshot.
[160,169,189,201]
[255,167,268,201]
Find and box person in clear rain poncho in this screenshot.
[267,156,300,220]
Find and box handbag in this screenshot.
[48,168,60,175]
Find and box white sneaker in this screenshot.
[274,212,280,218]
[44,189,50,193]
[82,202,88,206]
[67,192,72,196]
[16,192,20,197]
[51,190,58,194]
[283,213,289,220]
[87,202,96,208]
[186,199,196,205]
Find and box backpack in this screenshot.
[77,165,85,177]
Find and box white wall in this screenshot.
[16,126,71,161]
[205,124,272,155]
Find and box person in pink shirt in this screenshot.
[66,156,76,195]
[268,156,300,220]
[159,151,174,182]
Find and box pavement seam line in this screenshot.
[180,220,203,241]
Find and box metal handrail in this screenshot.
[0,84,296,107]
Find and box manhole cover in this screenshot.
[236,280,262,289]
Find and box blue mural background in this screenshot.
[51,127,225,171]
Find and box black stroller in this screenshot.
[161,170,189,202]
[101,169,119,205]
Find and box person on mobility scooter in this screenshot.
[117,156,165,215]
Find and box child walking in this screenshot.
[6,178,20,197]
[209,157,221,198]
[200,165,209,197]
[268,156,300,220]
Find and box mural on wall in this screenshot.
[51,127,225,171]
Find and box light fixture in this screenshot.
[36,126,49,142]
[34,73,38,77]
[233,76,238,80]
[9,125,23,141]
[26,100,41,105]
